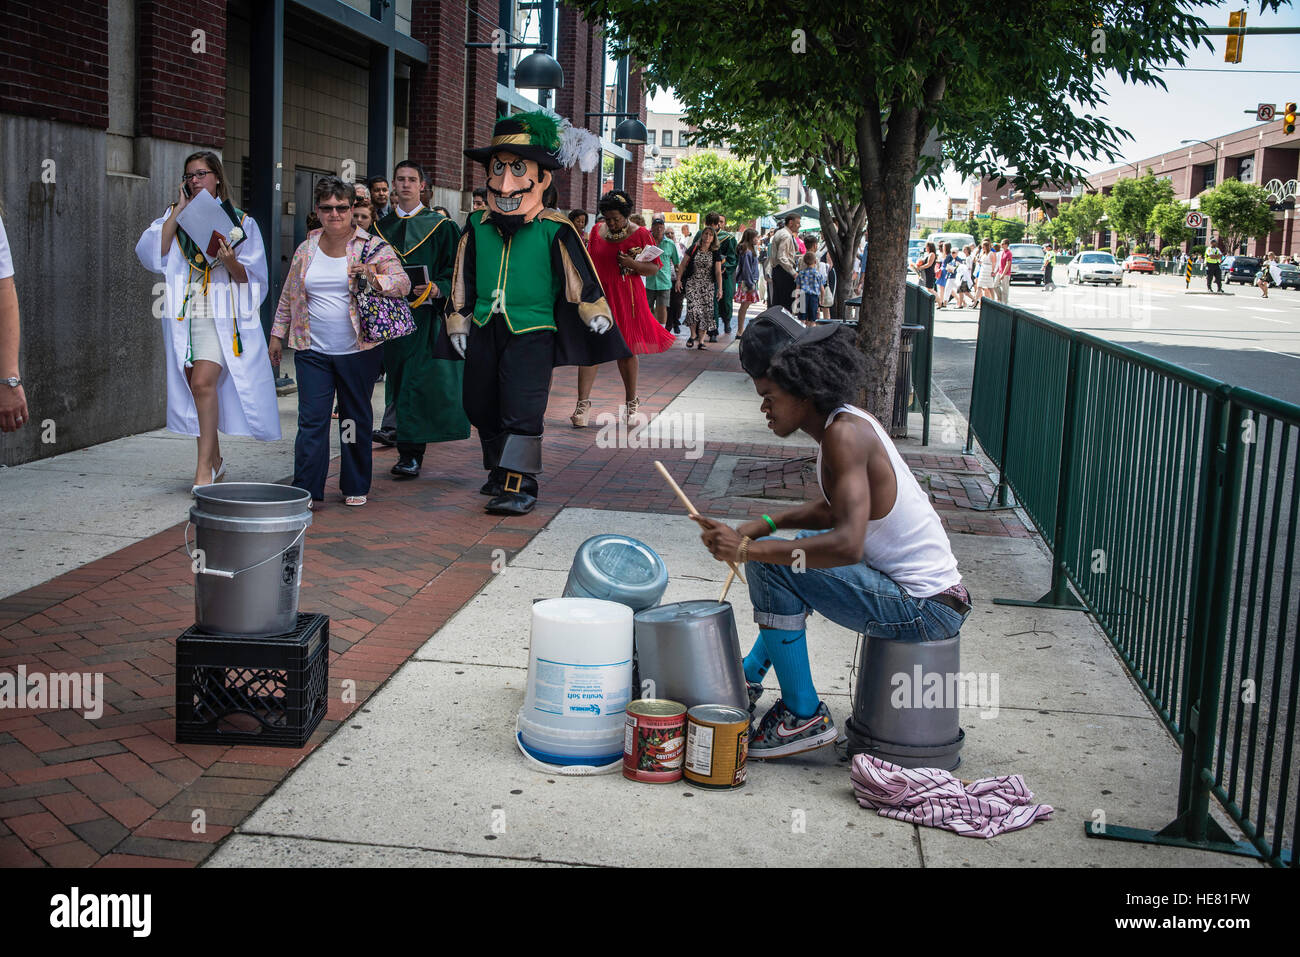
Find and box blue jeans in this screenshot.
[293,347,384,500]
[746,531,968,641]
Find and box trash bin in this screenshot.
[890,324,924,438]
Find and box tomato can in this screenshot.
[623,699,688,783]
[684,704,749,790]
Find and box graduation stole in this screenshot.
[174,199,248,360]
[372,210,448,309]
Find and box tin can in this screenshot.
[684,704,749,790]
[623,699,688,783]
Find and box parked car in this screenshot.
[1123,255,1155,273]
[907,239,926,273]
[1222,256,1261,285]
[1008,243,1046,284]
[1275,263,1300,290]
[1066,251,1123,286]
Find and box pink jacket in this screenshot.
[271,228,411,351]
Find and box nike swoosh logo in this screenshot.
[780,636,804,644]
[776,716,824,738]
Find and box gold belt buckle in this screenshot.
[504,471,523,494]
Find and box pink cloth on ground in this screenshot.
[850,753,1053,838]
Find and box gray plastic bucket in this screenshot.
[844,632,964,771]
[633,600,748,710]
[563,534,669,612]
[187,483,313,638]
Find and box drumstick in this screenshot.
[718,567,737,604]
[654,460,746,585]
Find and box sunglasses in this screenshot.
[318,204,354,215]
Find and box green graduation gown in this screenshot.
[372,207,471,444]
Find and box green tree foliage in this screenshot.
[572,0,1276,419]
[941,219,973,234]
[1198,179,1276,253]
[654,152,779,227]
[1104,172,1176,246]
[920,226,933,238]
[1055,193,1107,247]
[986,219,1027,243]
[1147,200,1194,249]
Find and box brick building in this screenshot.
[0,0,638,465]
[976,120,1300,256]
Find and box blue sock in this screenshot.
[758,627,819,719]
[743,634,770,684]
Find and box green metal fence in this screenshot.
[968,299,1298,866]
[904,282,935,446]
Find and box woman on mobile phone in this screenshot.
[135,150,280,492]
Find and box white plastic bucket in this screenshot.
[517,597,633,767]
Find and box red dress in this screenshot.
[587,225,676,355]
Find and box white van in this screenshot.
[929,231,976,251]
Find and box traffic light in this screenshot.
[968,210,975,221]
[1225,10,1246,63]
[1285,102,1298,135]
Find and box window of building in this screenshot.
[646,130,656,146]
[776,187,790,204]
[661,130,672,147]
[1201,165,1215,191]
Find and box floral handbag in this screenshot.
[354,238,416,344]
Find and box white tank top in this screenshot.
[816,405,961,598]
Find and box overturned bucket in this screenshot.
[633,600,749,711]
[844,632,965,771]
[187,483,312,638]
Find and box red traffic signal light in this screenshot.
[1285,102,1298,135]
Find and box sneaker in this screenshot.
[746,680,765,717]
[748,699,837,759]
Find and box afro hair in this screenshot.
[764,325,867,415]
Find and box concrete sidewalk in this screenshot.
[0,332,1259,867]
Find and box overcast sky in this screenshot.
[644,4,1300,216]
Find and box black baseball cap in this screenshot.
[738,306,840,379]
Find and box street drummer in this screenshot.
[694,307,972,758]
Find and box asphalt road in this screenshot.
[931,272,1300,417]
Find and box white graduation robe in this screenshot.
[135,210,282,441]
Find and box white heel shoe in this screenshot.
[191,459,227,495]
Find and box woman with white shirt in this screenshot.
[135,150,280,492]
[269,177,411,507]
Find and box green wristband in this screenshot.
[762,514,777,533]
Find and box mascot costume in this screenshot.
[442,111,631,515]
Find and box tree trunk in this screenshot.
[816,195,866,321]
[855,106,922,424]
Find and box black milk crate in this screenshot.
[175,612,329,748]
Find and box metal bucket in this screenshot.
[187,483,313,638]
[632,600,748,711]
[844,632,964,771]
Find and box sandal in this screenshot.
[344,495,367,507]
[624,396,641,425]
[570,399,592,429]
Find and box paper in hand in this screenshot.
[176,190,244,266]
[635,245,663,263]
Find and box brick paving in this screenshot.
[0,334,1023,867]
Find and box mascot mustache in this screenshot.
[488,182,535,214]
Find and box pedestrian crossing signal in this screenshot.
[1285,103,1297,135]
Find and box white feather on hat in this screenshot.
[543,107,603,173]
